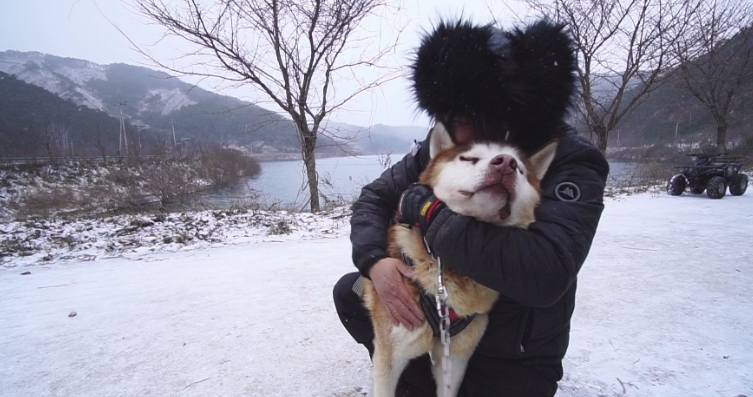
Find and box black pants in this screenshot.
[333,272,559,397]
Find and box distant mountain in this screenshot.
[613,76,753,149]
[0,71,122,158]
[0,51,311,156]
[587,72,645,102]
[606,29,753,151]
[322,122,428,155]
[0,51,425,158]
[361,124,429,154]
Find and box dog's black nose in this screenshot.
[491,154,517,173]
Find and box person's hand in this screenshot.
[368,257,425,331]
[396,184,446,234]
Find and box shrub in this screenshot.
[197,147,261,188]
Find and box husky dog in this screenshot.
[361,122,558,397]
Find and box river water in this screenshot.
[196,154,637,209]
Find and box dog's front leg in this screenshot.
[373,321,435,397]
[431,344,470,397]
[432,355,468,397]
[431,314,488,397]
[372,343,411,397]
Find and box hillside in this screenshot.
[614,76,753,149]
[0,71,122,158]
[612,28,753,152]
[0,51,420,158]
[322,122,428,154]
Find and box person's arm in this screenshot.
[350,137,429,277]
[349,134,431,330]
[423,136,609,307]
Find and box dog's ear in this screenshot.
[429,121,454,159]
[528,140,559,181]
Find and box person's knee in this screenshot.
[333,272,361,313]
[333,272,374,351]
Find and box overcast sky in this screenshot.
[0,0,534,127]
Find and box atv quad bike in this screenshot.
[667,153,748,199]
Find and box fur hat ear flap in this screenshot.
[411,19,578,152]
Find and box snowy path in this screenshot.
[563,193,753,396]
[1,193,752,396]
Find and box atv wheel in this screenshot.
[729,173,749,196]
[706,176,727,199]
[689,185,705,194]
[667,174,686,196]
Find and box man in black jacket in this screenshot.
[333,19,609,396]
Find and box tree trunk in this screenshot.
[301,131,320,212]
[716,119,728,152]
[595,124,608,154]
[303,150,320,212]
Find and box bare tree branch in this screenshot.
[131,0,404,211]
[672,0,753,151]
[526,0,698,153]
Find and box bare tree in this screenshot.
[672,0,753,151]
[36,122,70,163]
[526,0,697,153]
[147,131,171,157]
[89,124,111,163]
[132,0,402,211]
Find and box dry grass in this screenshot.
[3,148,262,220]
[605,160,675,198]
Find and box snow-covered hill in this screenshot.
[0,51,195,115]
[0,51,424,156]
[0,51,108,110]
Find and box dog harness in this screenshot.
[401,252,476,337]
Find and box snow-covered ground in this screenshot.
[1,192,752,396]
[0,208,351,268]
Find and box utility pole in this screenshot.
[171,118,177,153]
[117,102,128,156]
[136,125,149,154]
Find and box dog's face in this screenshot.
[419,122,557,227]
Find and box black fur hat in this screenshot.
[411,19,578,152]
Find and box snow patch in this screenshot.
[1,207,351,268]
[57,64,106,85]
[0,52,107,110]
[140,88,197,115]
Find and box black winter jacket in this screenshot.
[350,125,609,361]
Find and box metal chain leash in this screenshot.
[435,261,452,395]
[425,236,452,396]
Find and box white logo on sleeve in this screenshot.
[555,182,581,202]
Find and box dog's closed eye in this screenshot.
[459,156,479,165]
